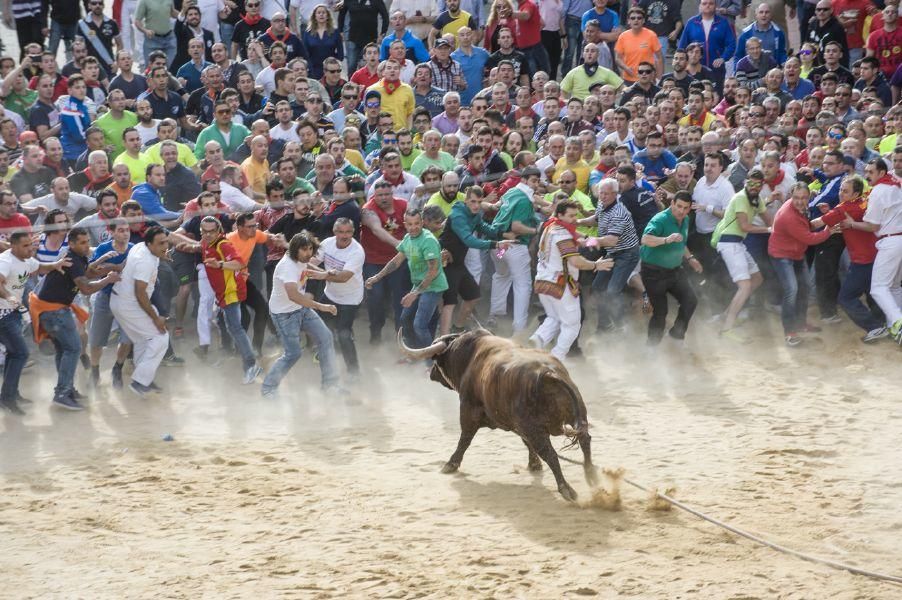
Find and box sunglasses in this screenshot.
[638,69,653,75]
[365,101,379,107]
[828,132,844,139]
[815,7,830,11]
[342,94,357,99]
[749,112,764,117]
[326,69,341,74]
[800,49,813,56]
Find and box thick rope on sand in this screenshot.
[556,453,902,585]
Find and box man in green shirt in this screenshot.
[410,130,457,178]
[711,169,773,342]
[397,130,422,171]
[95,90,139,158]
[194,99,250,159]
[134,0,178,69]
[640,191,703,345]
[560,43,623,100]
[489,166,541,333]
[365,208,448,353]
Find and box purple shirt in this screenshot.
[431,112,459,136]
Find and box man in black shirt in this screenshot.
[615,165,661,237]
[78,0,120,79]
[108,51,148,102]
[161,141,202,212]
[28,73,61,141]
[172,5,215,71]
[485,28,531,86]
[659,49,696,96]
[268,189,317,244]
[619,62,661,106]
[231,1,270,61]
[808,40,855,90]
[33,227,120,410]
[10,146,56,202]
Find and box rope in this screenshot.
[556,452,902,585]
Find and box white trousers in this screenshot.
[533,290,581,361]
[870,236,902,325]
[490,244,532,332]
[120,0,145,66]
[197,264,216,346]
[465,247,484,286]
[110,296,168,387]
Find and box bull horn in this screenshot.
[397,329,447,360]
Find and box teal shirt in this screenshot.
[492,186,537,244]
[194,122,251,159]
[640,209,689,269]
[397,230,448,293]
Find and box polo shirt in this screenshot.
[241,157,270,195]
[560,65,623,100]
[595,199,640,252]
[451,46,490,105]
[95,110,138,157]
[513,0,542,48]
[433,10,477,47]
[113,151,151,184]
[581,7,619,32]
[639,208,688,269]
[367,80,415,130]
[135,0,174,35]
[137,89,186,121]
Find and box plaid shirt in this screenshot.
[427,58,464,93]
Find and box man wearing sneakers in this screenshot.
[262,232,339,398]
[29,228,121,411]
[845,158,902,342]
[0,232,71,415]
[110,227,171,397]
[711,169,774,343]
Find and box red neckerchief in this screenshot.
[82,167,110,189]
[241,13,263,26]
[266,28,290,43]
[876,174,900,187]
[43,158,65,177]
[688,109,709,127]
[765,169,785,189]
[382,78,400,94]
[382,172,404,186]
[543,217,580,240]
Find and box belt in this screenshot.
[154,30,172,37]
[718,234,745,243]
[878,232,902,240]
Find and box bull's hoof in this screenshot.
[441,461,460,474]
[528,460,543,472]
[559,483,578,503]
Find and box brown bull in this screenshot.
[399,329,598,502]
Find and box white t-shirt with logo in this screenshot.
[315,237,365,306]
[0,250,39,318]
[111,242,159,306]
[270,254,308,314]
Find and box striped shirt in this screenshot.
[11,0,43,20]
[595,200,640,253]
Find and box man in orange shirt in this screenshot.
[226,212,281,357]
[614,7,664,83]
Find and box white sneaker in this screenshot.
[862,327,889,343]
[242,364,262,384]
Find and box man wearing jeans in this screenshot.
[581,178,640,333]
[262,231,339,398]
[0,232,71,415]
[489,166,541,333]
[30,227,121,411]
[366,209,447,353]
[639,192,703,346]
[134,0,177,69]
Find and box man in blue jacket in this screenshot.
[130,164,182,223]
[677,0,736,91]
[379,11,430,63]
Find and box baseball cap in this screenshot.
[364,89,381,102]
[435,39,452,48]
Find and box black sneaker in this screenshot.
[69,389,85,400]
[129,381,153,398]
[16,394,32,405]
[111,364,124,389]
[147,382,164,392]
[161,354,185,367]
[52,395,84,411]
[193,345,209,360]
[0,399,25,415]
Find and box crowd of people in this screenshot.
[0,0,901,417]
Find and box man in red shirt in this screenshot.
[0,191,32,251]
[360,180,409,344]
[512,0,550,78]
[866,3,902,79]
[350,43,381,96]
[833,0,877,65]
[812,176,886,341]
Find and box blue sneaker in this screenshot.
[129,381,153,398]
[52,394,85,411]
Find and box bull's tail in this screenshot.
[539,370,589,441]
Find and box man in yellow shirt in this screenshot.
[367,59,415,130]
[143,119,199,168]
[241,135,271,197]
[112,127,151,184]
[554,137,592,193]
[677,90,717,132]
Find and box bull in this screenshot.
[399,329,598,502]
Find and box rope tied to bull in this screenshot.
[555,452,902,585]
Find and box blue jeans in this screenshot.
[593,246,640,330]
[220,22,236,51]
[362,262,410,340]
[263,308,338,393]
[400,291,441,349]
[771,257,809,335]
[838,262,884,332]
[563,15,583,74]
[39,308,81,397]
[222,302,256,370]
[521,43,551,77]
[0,312,28,402]
[49,21,77,57]
[345,40,360,73]
[143,31,176,71]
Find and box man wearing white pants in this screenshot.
[489,166,542,333]
[110,227,171,397]
[119,0,146,66]
[530,201,613,360]
[850,159,902,341]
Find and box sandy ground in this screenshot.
[2,304,902,599]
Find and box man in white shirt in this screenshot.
[23,178,97,226]
[109,226,171,398]
[0,231,70,415]
[220,165,264,212]
[312,217,365,376]
[269,101,301,143]
[262,230,341,398]
[690,153,732,279]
